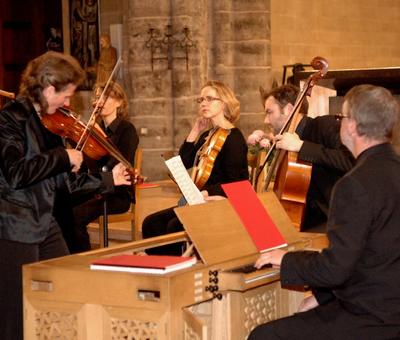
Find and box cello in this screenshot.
[255,56,328,230]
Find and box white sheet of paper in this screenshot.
[165,156,205,205]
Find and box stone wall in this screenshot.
[100,0,272,180]
[97,0,400,180]
[271,0,400,82]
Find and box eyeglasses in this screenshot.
[334,113,350,121]
[196,96,222,104]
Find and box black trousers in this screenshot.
[141,206,185,255]
[0,225,69,340]
[248,299,400,340]
[65,193,131,253]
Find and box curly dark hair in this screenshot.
[260,84,309,114]
[19,51,85,113]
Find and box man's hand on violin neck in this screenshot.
[66,149,83,172]
[112,163,131,186]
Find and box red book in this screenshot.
[90,254,197,274]
[222,180,287,252]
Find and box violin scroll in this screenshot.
[0,89,15,99]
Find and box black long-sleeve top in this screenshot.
[98,117,138,171]
[82,117,138,203]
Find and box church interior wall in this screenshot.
[97,0,400,180]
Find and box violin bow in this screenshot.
[0,89,16,99]
[75,57,123,152]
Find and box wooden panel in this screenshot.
[175,191,301,266]
[175,199,257,265]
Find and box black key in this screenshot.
[229,263,272,274]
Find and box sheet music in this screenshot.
[165,156,205,205]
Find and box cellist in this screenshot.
[142,80,249,255]
[0,51,131,340]
[261,84,355,231]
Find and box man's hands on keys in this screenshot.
[254,249,287,269]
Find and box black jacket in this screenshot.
[82,117,139,203]
[296,115,355,230]
[0,97,114,243]
[281,144,400,324]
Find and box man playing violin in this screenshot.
[249,85,400,340]
[261,84,355,231]
[0,51,131,340]
[142,80,249,255]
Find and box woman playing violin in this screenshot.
[0,51,131,340]
[142,80,249,255]
[62,81,139,253]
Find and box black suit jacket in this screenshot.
[281,143,400,324]
[0,97,114,243]
[296,115,355,230]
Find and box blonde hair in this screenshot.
[93,81,129,118]
[202,80,240,123]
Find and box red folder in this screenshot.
[91,255,196,274]
[222,180,287,252]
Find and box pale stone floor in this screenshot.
[88,220,135,249]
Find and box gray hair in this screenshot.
[344,84,400,141]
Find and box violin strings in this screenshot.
[76,57,123,152]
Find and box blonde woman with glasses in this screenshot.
[142,80,249,255]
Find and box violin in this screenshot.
[255,56,328,229]
[191,127,230,189]
[41,107,108,160]
[40,107,138,178]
